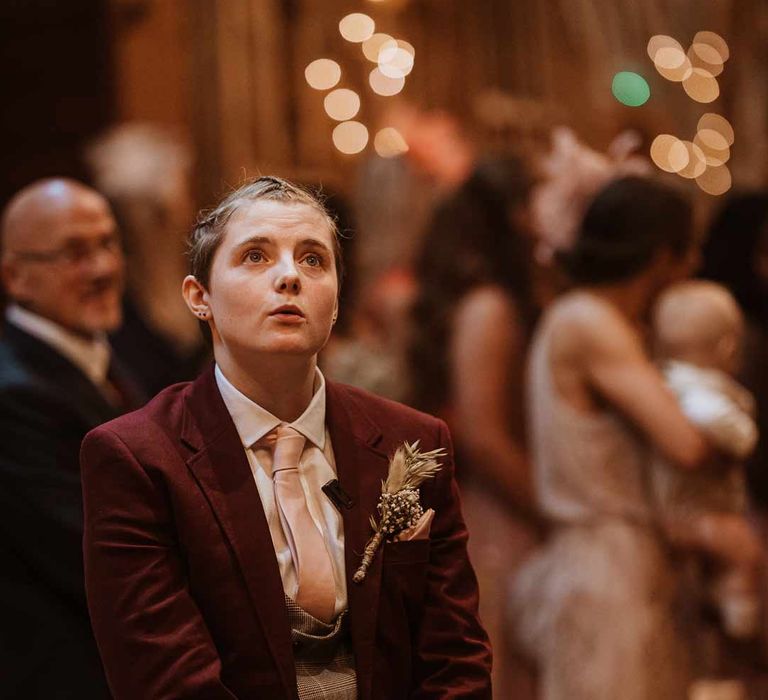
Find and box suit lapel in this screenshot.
[326,382,389,700]
[180,367,296,698]
[3,323,120,425]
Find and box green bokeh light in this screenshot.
[612,71,651,107]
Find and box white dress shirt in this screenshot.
[215,365,348,615]
[5,303,111,387]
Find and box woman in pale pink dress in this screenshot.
[513,177,728,699]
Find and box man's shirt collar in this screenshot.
[5,303,111,386]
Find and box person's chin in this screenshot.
[79,308,123,335]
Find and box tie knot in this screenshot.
[273,424,306,472]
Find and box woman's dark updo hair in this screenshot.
[557,176,693,285]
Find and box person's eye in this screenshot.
[303,253,323,267]
[246,249,265,263]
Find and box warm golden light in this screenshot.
[378,40,415,79]
[651,135,688,173]
[647,35,684,62]
[332,121,369,154]
[324,89,361,121]
[369,67,405,96]
[362,33,393,62]
[698,113,734,146]
[654,46,692,82]
[374,127,409,157]
[689,43,724,77]
[693,132,730,167]
[696,164,732,195]
[339,13,375,43]
[696,128,729,152]
[682,68,720,103]
[676,141,707,179]
[694,31,730,63]
[305,59,342,91]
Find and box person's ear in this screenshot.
[331,299,339,325]
[716,333,737,363]
[1,257,30,302]
[182,275,211,320]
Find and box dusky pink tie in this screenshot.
[270,424,336,622]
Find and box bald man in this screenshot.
[0,178,137,698]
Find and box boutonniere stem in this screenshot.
[353,441,445,583]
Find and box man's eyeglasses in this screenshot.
[12,234,122,267]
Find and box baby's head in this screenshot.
[653,280,744,374]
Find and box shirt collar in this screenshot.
[214,364,327,450]
[5,303,111,386]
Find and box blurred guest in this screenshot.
[651,281,761,640]
[322,267,415,402]
[0,178,140,698]
[408,156,539,698]
[699,193,768,507]
[85,123,209,396]
[512,177,709,699]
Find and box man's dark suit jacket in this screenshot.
[0,322,119,699]
[80,365,492,699]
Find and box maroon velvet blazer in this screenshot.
[80,366,492,699]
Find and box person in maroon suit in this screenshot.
[80,176,491,699]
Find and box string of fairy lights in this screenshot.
[304,12,412,157]
[646,31,734,196]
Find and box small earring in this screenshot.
[197,310,208,319]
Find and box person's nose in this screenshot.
[88,244,124,279]
[273,255,301,294]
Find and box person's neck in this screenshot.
[215,348,317,422]
[584,275,653,323]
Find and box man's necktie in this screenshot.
[270,424,336,623]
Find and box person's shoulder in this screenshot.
[329,381,445,433]
[87,380,192,444]
[546,290,637,357]
[454,284,520,332]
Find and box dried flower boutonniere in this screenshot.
[353,440,446,583]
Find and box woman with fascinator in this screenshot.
[512,175,712,699]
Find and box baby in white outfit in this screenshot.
[652,280,761,638]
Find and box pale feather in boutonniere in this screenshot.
[353,440,446,583]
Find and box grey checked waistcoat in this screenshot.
[285,595,357,700]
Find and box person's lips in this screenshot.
[269,305,305,322]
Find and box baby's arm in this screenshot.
[677,385,757,460]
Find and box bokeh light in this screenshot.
[362,33,393,62]
[647,35,684,62]
[650,135,688,173]
[611,72,650,106]
[676,141,707,179]
[683,68,720,103]
[332,121,369,154]
[693,132,730,167]
[378,41,415,79]
[654,46,693,82]
[696,164,732,195]
[339,13,375,43]
[304,59,341,90]
[693,31,730,63]
[689,43,724,77]
[698,113,734,146]
[374,127,408,157]
[323,88,361,121]
[369,67,405,96]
